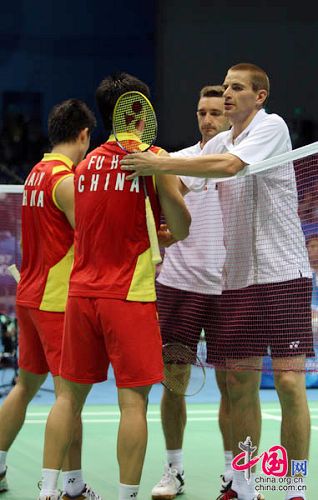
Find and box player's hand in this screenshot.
[121,151,162,179]
[157,224,177,248]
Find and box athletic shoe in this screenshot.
[61,484,103,499]
[38,494,61,500]
[151,465,185,499]
[0,467,8,493]
[216,489,265,500]
[218,474,233,496]
[216,488,238,500]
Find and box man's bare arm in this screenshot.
[55,175,75,228]
[156,174,191,242]
[121,150,246,179]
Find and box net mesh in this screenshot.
[0,186,22,317]
[157,143,318,374]
[1,145,318,375]
[112,91,157,152]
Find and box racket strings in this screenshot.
[162,343,206,397]
[113,92,157,153]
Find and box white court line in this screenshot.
[23,415,318,427]
[26,409,218,417]
[26,407,318,418]
[24,417,220,424]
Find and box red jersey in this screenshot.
[16,153,75,312]
[69,134,162,301]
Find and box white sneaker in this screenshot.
[151,465,185,499]
[0,467,8,493]
[219,473,233,495]
[38,494,61,500]
[61,484,103,499]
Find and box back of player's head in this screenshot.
[96,72,151,132]
[199,85,224,99]
[48,99,96,147]
[228,63,270,101]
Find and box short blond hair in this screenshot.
[199,85,224,99]
[229,63,270,102]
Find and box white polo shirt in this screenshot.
[157,142,225,295]
[181,110,311,290]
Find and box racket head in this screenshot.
[161,342,206,397]
[112,91,157,153]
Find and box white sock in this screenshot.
[0,451,7,475]
[232,470,255,500]
[40,468,60,496]
[285,477,306,499]
[167,449,184,473]
[119,483,139,499]
[224,450,233,479]
[62,469,85,497]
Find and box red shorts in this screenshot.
[213,278,315,366]
[61,297,164,387]
[16,305,64,376]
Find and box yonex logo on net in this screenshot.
[289,340,300,349]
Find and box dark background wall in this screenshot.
[0,0,317,182]
[0,0,156,119]
[0,0,156,181]
[155,0,318,150]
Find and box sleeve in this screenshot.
[229,116,291,167]
[50,167,74,210]
[179,175,207,192]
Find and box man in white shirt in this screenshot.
[152,86,231,500]
[121,63,314,500]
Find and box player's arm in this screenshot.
[54,175,75,228]
[121,150,246,179]
[156,173,191,242]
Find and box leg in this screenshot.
[273,356,310,464]
[215,368,234,494]
[161,364,190,450]
[117,385,151,485]
[42,378,91,471]
[225,359,262,499]
[215,369,232,453]
[0,368,47,451]
[52,376,83,472]
[226,360,262,455]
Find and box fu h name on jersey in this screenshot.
[77,154,140,193]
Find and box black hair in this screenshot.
[48,99,96,147]
[95,72,150,132]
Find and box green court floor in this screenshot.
[1,402,317,500]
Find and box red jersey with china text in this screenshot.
[16,153,75,312]
[68,134,162,301]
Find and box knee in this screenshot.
[57,391,83,418]
[14,379,39,402]
[274,372,306,402]
[119,389,149,416]
[226,372,260,402]
[162,387,184,404]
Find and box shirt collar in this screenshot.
[224,109,267,147]
[107,132,142,143]
[42,153,74,170]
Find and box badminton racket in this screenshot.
[112,91,161,264]
[162,342,206,397]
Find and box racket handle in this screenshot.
[8,264,20,283]
[145,197,162,265]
